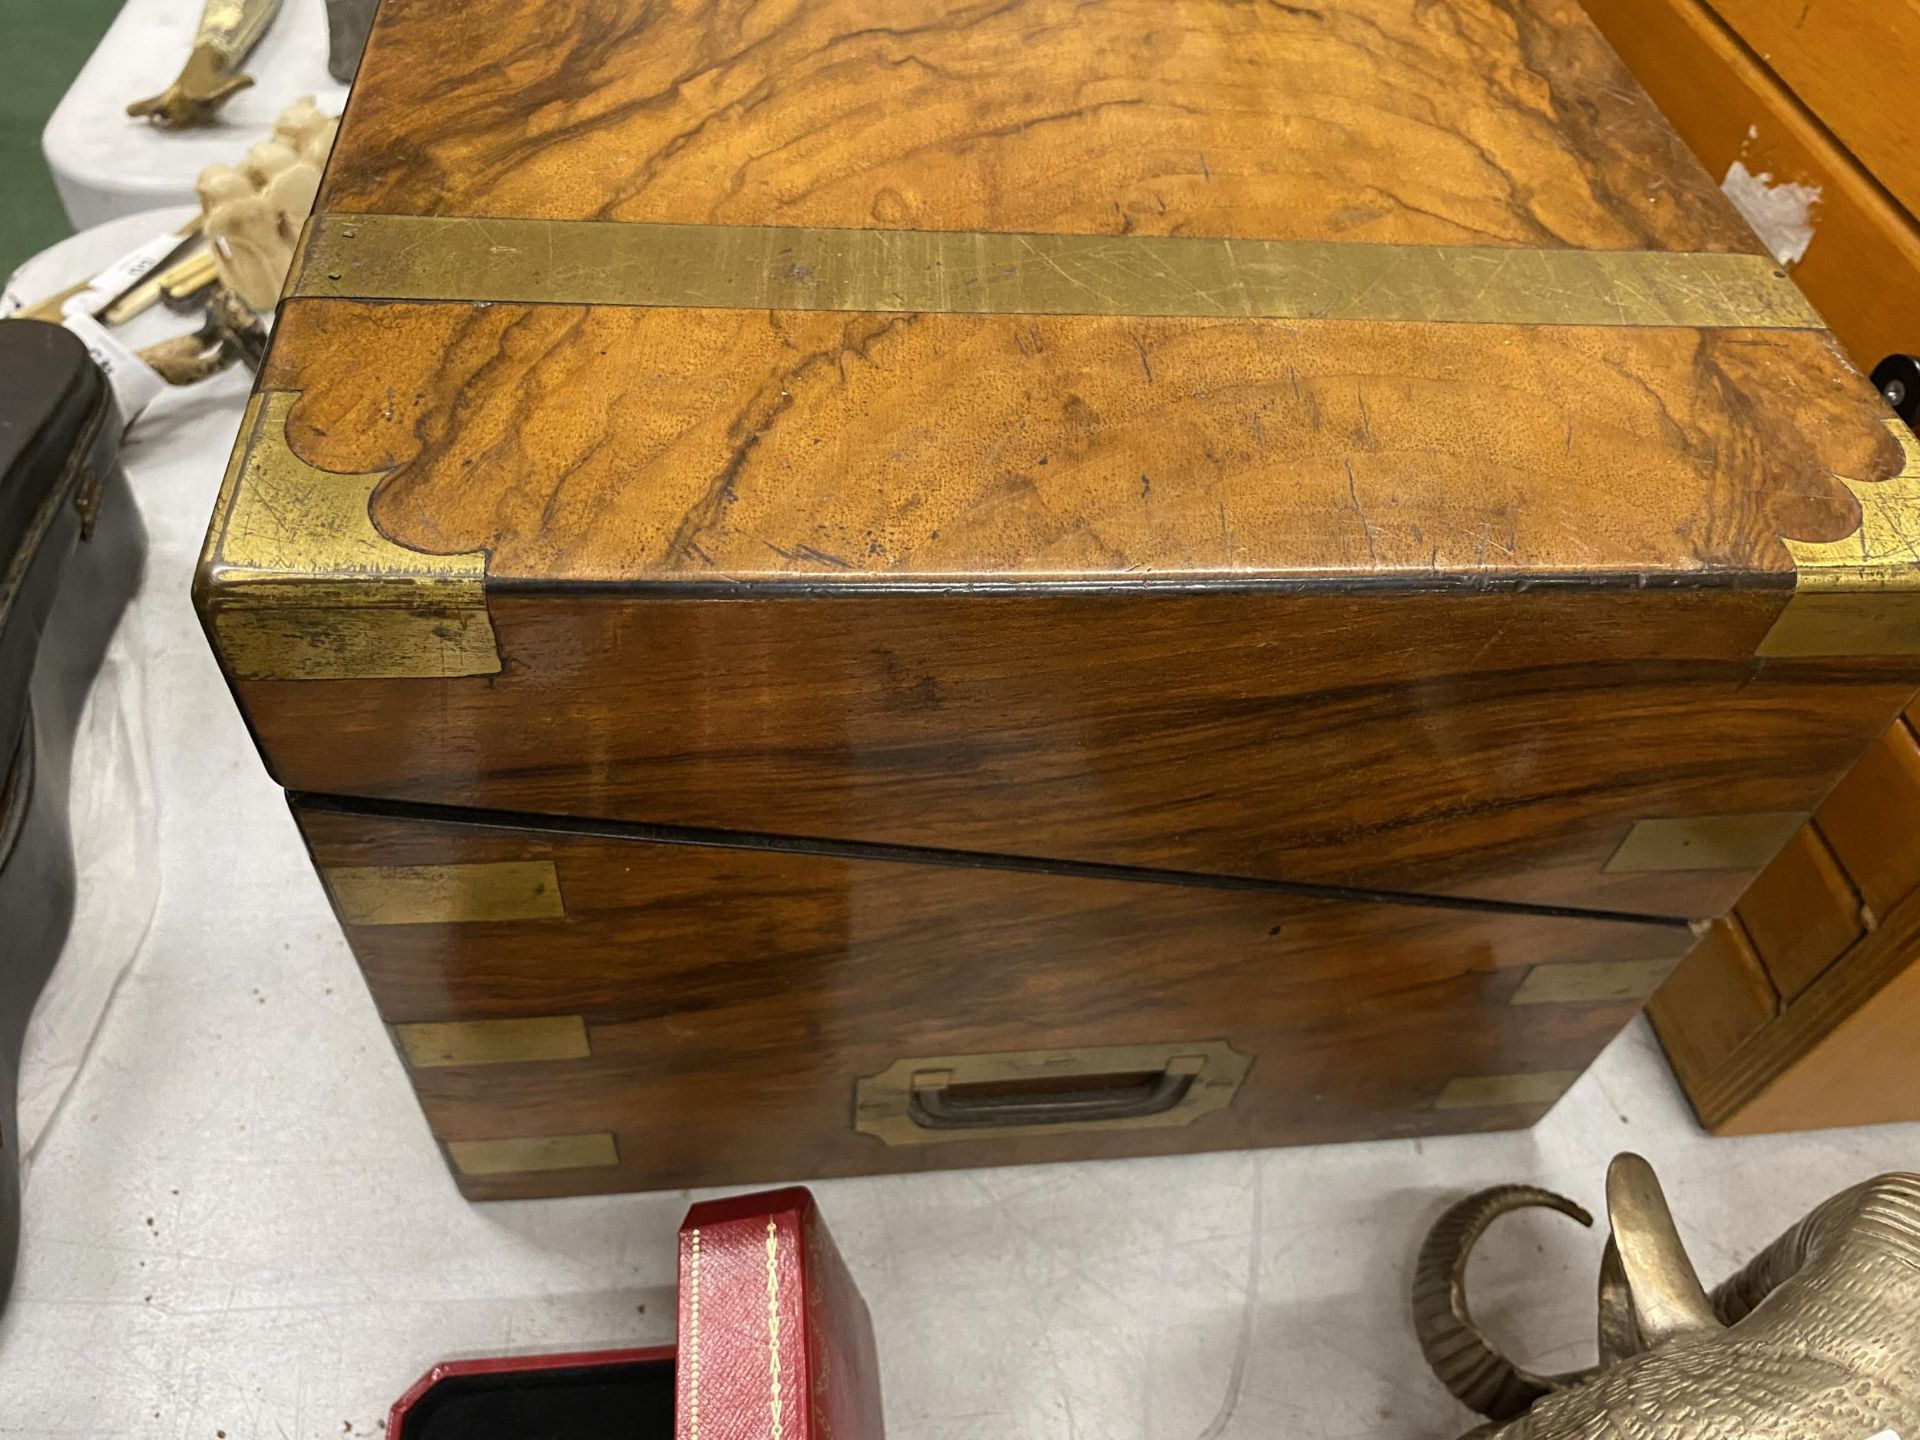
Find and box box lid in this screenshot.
[196,0,1920,919]
[676,1187,884,1440]
[211,0,1899,599]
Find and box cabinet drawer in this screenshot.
[1734,825,1862,1002]
[1817,717,1920,918]
[1703,0,1920,219]
[1648,915,1778,1089]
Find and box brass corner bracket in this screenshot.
[1760,418,1920,657]
[196,389,502,681]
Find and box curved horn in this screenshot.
[1413,1184,1597,1420]
[1604,1153,1722,1347]
[1714,1172,1920,1324]
[1595,1237,1638,1365]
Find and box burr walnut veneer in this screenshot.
[199,0,1920,1197]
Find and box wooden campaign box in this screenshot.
[198,0,1920,1198]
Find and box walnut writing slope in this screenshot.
[198,0,1920,1197]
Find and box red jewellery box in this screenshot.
[389,1188,884,1440]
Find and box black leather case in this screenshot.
[0,320,145,1305]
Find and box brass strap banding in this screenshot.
[291,213,1823,329]
[1434,1071,1579,1110]
[1603,813,1808,873]
[394,1015,590,1067]
[445,1132,619,1177]
[324,860,563,924]
[1508,958,1682,1006]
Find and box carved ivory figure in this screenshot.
[196,97,338,312]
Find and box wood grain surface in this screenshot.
[259,305,1891,586]
[207,0,1920,934]
[292,799,1693,1198]
[239,585,1920,918]
[320,0,1755,253]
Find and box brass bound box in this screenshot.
[201,0,1920,1198]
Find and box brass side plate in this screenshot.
[1434,1071,1580,1110]
[1603,813,1807,874]
[1761,419,1920,657]
[325,861,565,925]
[196,390,501,681]
[854,1039,1251,1147]
[292,213,1823,330]
[394,1015,590,1068]
[446,1132,619,1177]
[1509,958,1681,1006]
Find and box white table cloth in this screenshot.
[43,0,347,229]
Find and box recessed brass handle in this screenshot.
[855,1040,1250,1146]
[907,1059,1201,1131]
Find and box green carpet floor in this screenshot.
[2,0,123,278]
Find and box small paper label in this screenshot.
[63,229,185,319]
[59,308,164,429]
[1721,160,1821,268]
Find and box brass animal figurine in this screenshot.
[1414,1153,1920,1438]
[128,0,283,128]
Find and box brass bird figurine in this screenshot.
[127,0,283,128]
